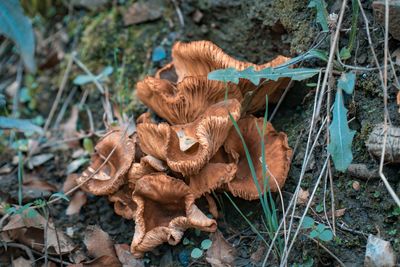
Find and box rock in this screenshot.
[123,0,164,26]
[364,235,397,267]
[366,124,400,163]
[373,1,400,40]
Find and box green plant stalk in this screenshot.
[348,0,359,52]
[224,192,268,246]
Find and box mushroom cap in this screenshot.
[131,173,217,257]
[137,99,241,176]
[188,163,237,199]
[76,130,136,195]
[136,76,242,124]
[223,117,292,200]
[171,40,291,111]
[108,185,137,220]
[127,155,168,188]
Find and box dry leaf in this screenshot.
[327,208,347,218]
[3,210,76,255]
[12,257,33,267]
[84,225,116,259]
[60,106,80,147]
[206,231,236,267]
[250,244,266,264]
[114,244,145,267]
[23,175,57,192]
[66,191,87,215]
[63,174,79,193]
[28,153,54,169]
[297,188,310,205]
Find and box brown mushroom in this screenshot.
[137,99,241,175]
[188,163,237,199]
[137,76,242,124]
[76,130,136,195]
[223,117,292,200]
[108,185,137,220]
[128,155,168,186]
[131,173,217,257]
[171,40,291,109]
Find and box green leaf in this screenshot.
[200,239,212,250]
[0,0,36,72]
[301,216,315,229]
[316,203,324,213]
[83,138,94,154]
[190,248,203,259]
[73,66,114,86]
[308,0,329,31]
[318,230,333,241]
[309,230,319,239]
[316,223,326,233]
[327,89,355,171]
[208,66,320,85]
[337,72,356,94]
[0,116,44,134]
[339,47,351,60]
[50,192,70,202]
[182,237,190,246]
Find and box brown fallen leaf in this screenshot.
[297,188,310,205]
[3,210,76,255]
[63,174,79,193]
[250,243,266,264]
[23,174,57,192]
[84,225,116,259]
[206,231,237,267]
[327,208,346,218]
[123,0,164,26]
[114,244,144,267]
[66,191,87,215]
[12,257,33,267]
[60,106,80,148]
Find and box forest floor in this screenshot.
[0,0,399,266]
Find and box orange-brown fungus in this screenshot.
[76,130,136,195]
[137,41,291,123]
[224,117,292,200]
[131,173,217,257]
[137,99,241,176]
[108,185,137,220]
[70,40,294,258]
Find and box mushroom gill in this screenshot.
[223,117,292,200]
[137,99,241,176]
[108,185,137,220]
[76,130,136,195]
[131,173,217,257]
[137,76,242,124]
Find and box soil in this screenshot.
[0,0,399,266]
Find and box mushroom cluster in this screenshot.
[75,40,293,257]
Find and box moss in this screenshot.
[245,0,315,54]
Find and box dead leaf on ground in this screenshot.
[84,225,116,259]
[114,244,145,267]
[2,210,76,255]
[123,0,164,26]
[327,208,347,218]
[63,174,79,193]
[206,231,237,267]
[22,174,57,200]
[12,257,33,267]
[297,188,310,205]
[28,153,54,169]
[66,191,87,215]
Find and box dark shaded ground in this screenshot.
[0,0,399,266]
